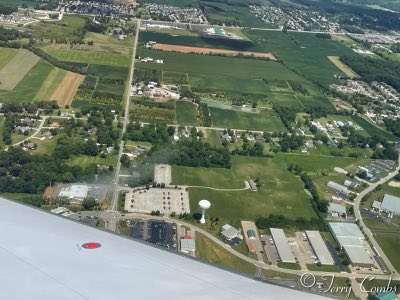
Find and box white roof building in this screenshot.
[58,184,89,202]
[381,194,400,215]
[328,203,346,215]
[180,238,195,253]
[221,224,240,240]
[270,228,296,263]
[327,181,350,195]
[305,231,334,265]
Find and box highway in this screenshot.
[107,19,140,231]
[353,156,400,278]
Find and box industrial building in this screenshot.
[305,231,335,265]
[58,184,89,203]
[221,224,240,240]
[327,181,350,196]
[270,228,296,263]
[329,222,375,268]
[180,237,195,254]
[380,194,400,216]
[328,203,346,217]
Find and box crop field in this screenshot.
[246,30,355,85]
[87,64,129,81]
[0,49,40,90]
[209,107,286,131]
[352,115,399,141]
[45,49,130,67]
[0,60,54,103]
[140,31,264,52]
[328,56,358,78]
[172,156,317,223]
[296,95,335,110]
[34,67,67,101]
[51,72,84,107]
[176,101,199,125]
[268,93,304,109]
[0,48,18,70]
[152,43,276,59]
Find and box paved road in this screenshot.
[109,19,141,227]
[12,116,48,147]
[353,156,400,278]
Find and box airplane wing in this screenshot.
[0,198,328,300]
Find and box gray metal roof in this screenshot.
[329,222,364,240]
[381,194,400,215]
[305,231,334,265]
[270,228,296,263]
[343,246,374,266]
[328,203,346,215]
[0,198,329,300]
[372,201,382,210]
[180,238,195,251]
[327,181,349,194]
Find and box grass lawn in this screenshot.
[209,107,286,131]
[205,129,222,147]
[277,262,301,270]
[66,154,117,168]
[352,115,398,141]
[87,64,129,81]
[31,137,58,155]
[176,101,198,125]
[45,49,130,67]
[172,156,317,226]
[374,234,400,273]
[0,60,54,102]
[306,264,341,272]
[360,181,400,212]
[195,232,256,276]
[1,192,42,207]
[268,93,303,109]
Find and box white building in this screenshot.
[58,185,89,203]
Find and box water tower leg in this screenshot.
[200,209,206,224]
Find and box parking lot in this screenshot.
[260,234,278,265]
[287,232,315,269]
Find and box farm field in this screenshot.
[151,43,276,59]
[328,56,358,78]
[51,72,84,107]
[34,67,67,101]
[296,95,335,110]
[87,64,129,81]
[44,49,130,67]
[375,234,400,272]
[209,107,286,131]
[172,156,317,224]
[175,101,199,125]
[268,93,304,109]
[0,60,54,103]
[246,30,355,85]
[352,115,399,141]
[0,49,40,90]
[0,48,18,70]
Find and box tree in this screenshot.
[82,197,97,210]
[120,154,130,167]
[84,139,98,156]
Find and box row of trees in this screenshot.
[256,214,327,231]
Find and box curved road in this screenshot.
[12,116,48,147]
[353,157,400,278]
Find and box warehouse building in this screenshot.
[381,194,400,216]
[327,181,350,197]
[329,222,375,268]
[305,231,335,265]
[58,184,89,203]
[328,203,347,217]
[270,228,296,263]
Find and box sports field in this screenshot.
[45,49,130,67]
[51,72,84,107]
[0,49,40,90]
[176,101,199,125]
[172,156,317,223]
[209,107,286,131]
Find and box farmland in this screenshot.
[0,48,18,70]
[0,49,40,90]
[51,72,84,107]
[176,101,199,125]
[34,67,67,101]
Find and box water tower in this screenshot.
[199,199,211,224]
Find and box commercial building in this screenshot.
[305,231,334,265]
[328,203,346,216]
[180,237,195,254]
[381,194,400,216]
[58,184,88,203]
[327,181,350,196]
[221,224,240,240]
[329,222,375,268]
[270,228,296,263]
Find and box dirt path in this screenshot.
[51,72,84,107]
[152,43,276,60]
[328,56,358,78]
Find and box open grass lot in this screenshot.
[45,49,130,67]
[0,48,18,70]
[306,264,341,272]
[268,93,303,109]
[87,64,129,81]
[375,234,400,272]
[0,60,54,102]
[175,101,198,125]
[246,30,355,85]
[66,154,117,168]
[209,107,286,131]
[34,67,67,101]
[137,48,304,82]
[297,95,335,110]
[172,156,317,225]
[352,115,398,141]
[195,232,256,276]
[0,49,40,90]
[205,129,222,147]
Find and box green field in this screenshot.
[269,93,303,109]
[0,60,54,102]
[205,129,222,147]
[45,49,130,67]
[172,156,317,225]
[209,107,286,131]
[87,64,129,81]
[352,115,398,141]
[195,232,256,275]
[176,101,198,125]
[0,48,18,70]
[297,95,335,110]
[66,154,117,168]
[306,264,341,272]
[34,67,67,101]
[375,234,400,272]
[0,49,40,90]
